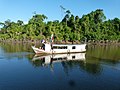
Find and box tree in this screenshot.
[0,9,120,42]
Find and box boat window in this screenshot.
[63,57,67,60]
[40,57,45,62]
[52,57,67,61]
[58,58,62,60]
[53,46,57,49]
[72,56,75,59]
[53,46,67,49]
[72,46,76,49]
[52,58,58,61]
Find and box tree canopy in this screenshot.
[0,9,120,42]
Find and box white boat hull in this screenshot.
[31,44,86,54]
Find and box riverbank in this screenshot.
[0,39,120,46]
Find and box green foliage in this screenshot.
[0,9,120,42]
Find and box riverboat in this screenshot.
[31,43,86,54]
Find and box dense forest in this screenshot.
[0,9,120,43]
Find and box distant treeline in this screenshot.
[0,9,120,43]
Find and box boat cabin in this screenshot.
[32,43,86,54]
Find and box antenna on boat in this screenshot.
[50,34,54,50]
[50,34,54,43]
[60,5,66,19]
[85,37,87,44]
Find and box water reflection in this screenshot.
[31,53,86,67]
[0,42,33,53]
[30,52,105,75]
[0,42,120,76]
[1,43,120,90]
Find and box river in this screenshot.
[0,42,120,90]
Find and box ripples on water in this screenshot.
[0,43,120,90]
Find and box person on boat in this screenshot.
[41,39,45,50]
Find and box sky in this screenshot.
[0,0,120,23]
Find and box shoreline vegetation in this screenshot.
[0,39,120,46]
[0,9,120,44]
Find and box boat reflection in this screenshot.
[32,53,86,66]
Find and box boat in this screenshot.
[31,34,86,54]
[32,43,86,54]
[32,53,86,66]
